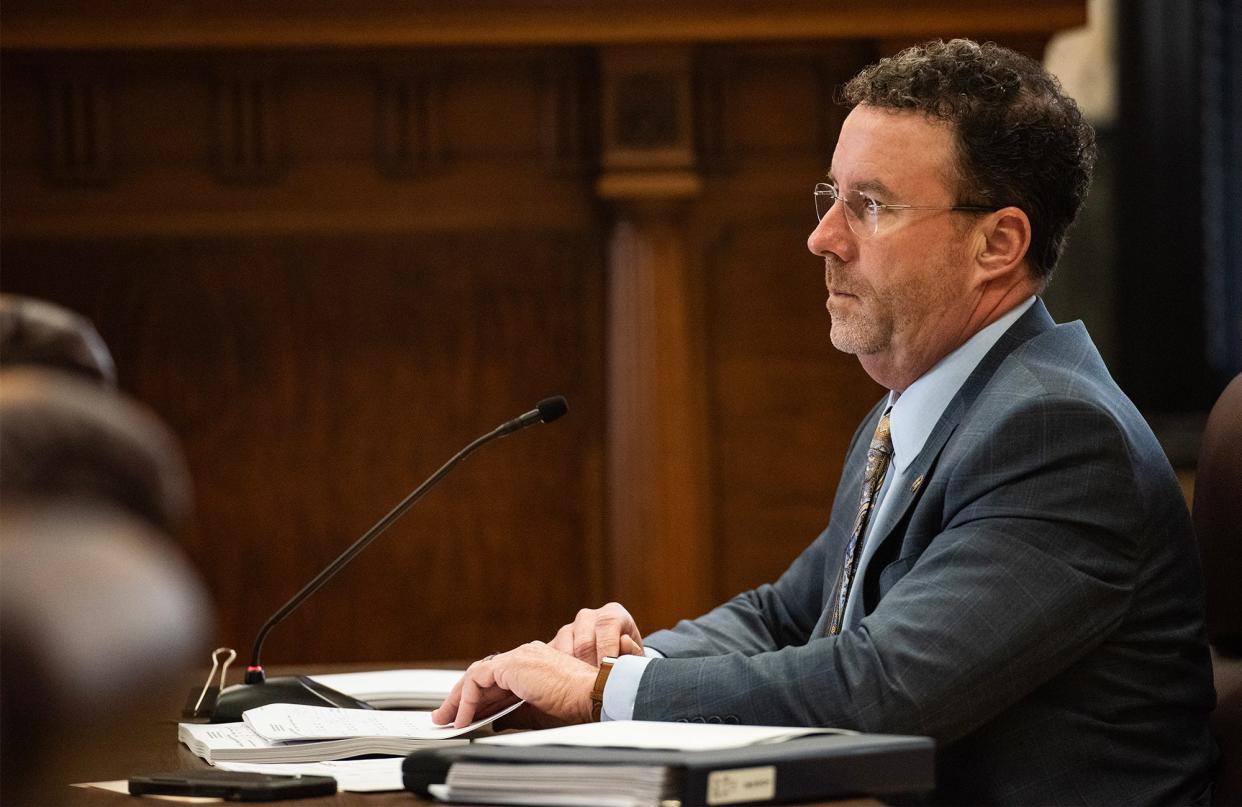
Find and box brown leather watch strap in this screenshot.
[589,656,617,722]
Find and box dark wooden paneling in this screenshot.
[1,234,606,664]
[690,47,882,602]
[705,219,880,600]
[1,16,1075,660]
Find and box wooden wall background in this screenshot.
[0,2,1084,667]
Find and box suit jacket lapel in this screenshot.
[849,299,1058,621]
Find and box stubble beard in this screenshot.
[825,243,963,360]
[825,256,892,356]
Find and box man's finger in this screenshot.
[549,623,574,655]
[454,658,500,728]
[595,626,621,665]
[572,612,597,663]
[431,677,466,725]
[454,675,483,728]
[619,633,644,656]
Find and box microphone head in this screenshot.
[536,396,569,424]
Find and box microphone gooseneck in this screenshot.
[212,395,569,721]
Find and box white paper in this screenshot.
[242,701,521,741]
[178,720,467,764]
[307,669,463,707]
[477,720,851,751]
[214,758,404,793]
[181,721,272,751]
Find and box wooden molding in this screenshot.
[600,47,695,172]
[376,67,446,179]
[605,211,716,627]
[596,170,702,202]
[1,1,1087,51]
[211,67,285,183]
[42,71,113,186]
[694,51,734,175]
[537,52,597,176]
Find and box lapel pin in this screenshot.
[911,475,924,493]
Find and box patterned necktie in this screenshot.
[828,410,893,635]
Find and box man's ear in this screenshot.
[974,206,1032,280]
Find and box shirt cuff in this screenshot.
[600,654,654,721]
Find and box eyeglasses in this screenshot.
[813,182,995,238]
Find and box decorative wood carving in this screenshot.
[601,48,694,172]
[596,46,715,628]
[42,70,112,185]
[694,49,735,175]
[376,66,446,178]
[538,52,596,175]
[212,66,284,183]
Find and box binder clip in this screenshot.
[183,647,236,720]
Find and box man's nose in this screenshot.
[807,199,854,260]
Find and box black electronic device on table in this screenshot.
[128,770,337,801]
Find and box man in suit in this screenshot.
[433,39,1217,803]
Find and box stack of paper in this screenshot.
[406,721,933,807]
[307,669,464,709]
[179,701,520,764]
[442,762,676,807]
[476,720,848,750]
[453,720,846,805]
[178,722,459,764]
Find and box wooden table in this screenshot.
[33,663,881,806]
[30,663,433,806]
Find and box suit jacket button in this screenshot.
[690,717,706,724]
[725,715,739,724]
[675,718,688,723]
[707,716,721,724]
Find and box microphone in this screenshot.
[210,396,569,722]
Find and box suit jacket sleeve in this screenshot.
[641,525,834,657]
[633,389,1154,743]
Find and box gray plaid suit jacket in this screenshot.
[638,300,1216,805]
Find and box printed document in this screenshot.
[478,719,851,751]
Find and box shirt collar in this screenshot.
[885,297,1036,472]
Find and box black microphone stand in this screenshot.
[210,397,568,722]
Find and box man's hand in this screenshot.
[431,641,598,729]
[549,602,645,665]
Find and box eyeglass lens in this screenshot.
[813,184,876,236]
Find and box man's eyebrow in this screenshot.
[824,171,896,198]
[854,178,895,196]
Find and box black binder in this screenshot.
[404,732,934,806]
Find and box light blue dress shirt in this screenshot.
[602,297,1038,721]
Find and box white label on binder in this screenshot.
[706,765,776,805]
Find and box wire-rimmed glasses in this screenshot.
[813,182,995,237]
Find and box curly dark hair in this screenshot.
[841,38,1096,282]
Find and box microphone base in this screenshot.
[210,675,374,723]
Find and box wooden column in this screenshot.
[598,48,714,630]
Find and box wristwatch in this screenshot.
[589,657,617,722]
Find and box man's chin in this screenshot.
[829,322,862,354]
